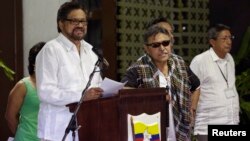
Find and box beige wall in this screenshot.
[23,0,69,76]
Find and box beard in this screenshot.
[66,27,86,41]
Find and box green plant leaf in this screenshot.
[0,59,15,81]
[235,26,250,65]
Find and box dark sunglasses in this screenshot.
[146,40,171,48]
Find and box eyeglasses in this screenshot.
[64,18,88,26]
[146,40,171,48]
[217,36,235,42]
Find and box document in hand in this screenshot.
[100,77,127,98]
[7,137,14,141]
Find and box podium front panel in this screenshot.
[118,88,167,141]
[75,88,168,141]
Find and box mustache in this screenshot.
[73,27,84,31]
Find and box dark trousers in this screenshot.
[195,135,208,141]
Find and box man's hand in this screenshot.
[83,87,103,101]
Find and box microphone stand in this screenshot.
[62,59,101,141]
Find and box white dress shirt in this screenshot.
[36,33,102,140]
[158,71,176,141]
[190,48,239,135]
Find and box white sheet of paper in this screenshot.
[7,137,14,141]
[100,77,126,98]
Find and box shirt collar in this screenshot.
[57,33,93,53]
[209,48,230,62]
[57,33,76,52]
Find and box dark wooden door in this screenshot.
[0,0,23,140]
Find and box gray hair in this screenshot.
[207,24,231,40]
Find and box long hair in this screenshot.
[28,42,45,75]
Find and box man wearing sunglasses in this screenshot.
[122,25,195,141]
[147,18,201,122]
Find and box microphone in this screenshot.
[92,48,109,68]
[166,85,169,91]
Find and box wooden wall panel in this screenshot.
[0,0,23,140]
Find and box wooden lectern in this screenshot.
[71,88,168,141]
